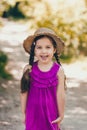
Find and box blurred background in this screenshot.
[0,0,87,130]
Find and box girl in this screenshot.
[20,27,65,130]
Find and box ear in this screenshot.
[54,48,57,54]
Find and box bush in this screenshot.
[0,51,12,79]
[1,2,25,19]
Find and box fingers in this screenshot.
[22,119,25,124]
[51,117,62,124]
[51,118,58,124]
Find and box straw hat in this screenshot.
[23,27,65,55]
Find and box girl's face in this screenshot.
[35,37,56,64]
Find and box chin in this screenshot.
[42,60,49,64]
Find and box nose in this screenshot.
[42,48,47,53]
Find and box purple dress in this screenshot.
[25,61,61,130]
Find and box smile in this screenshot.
[40,55,48,60]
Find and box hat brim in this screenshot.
[23,33,65,55]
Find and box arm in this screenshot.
[20,65,30,123]
[20,92,28,114]
[57,66,65,121]
[52,66,65,124]
[20,92,28,123]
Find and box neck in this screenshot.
[38,61,53,66]
[37,61,54,72]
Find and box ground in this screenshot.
[0,18,87,130]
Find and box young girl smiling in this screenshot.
[20,27,65,130]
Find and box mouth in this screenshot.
[40,55,48,60]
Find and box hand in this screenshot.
[22,113,26,124]
[51,117,63,127]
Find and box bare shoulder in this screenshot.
[57,66,64,78]
[23,64,32,73]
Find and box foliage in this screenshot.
[0,1,25,19]
[0,51,12,79]
[33,7,87,61]
[0,0,43,19]
[0,0,87,62]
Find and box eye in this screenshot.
[36,46,42,49]
[46,46,51,48]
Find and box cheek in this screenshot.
[49,49,55,55]
[53,48,56,53]
[34,50,37,56]
[34,49,39,56]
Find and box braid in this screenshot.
[29,43,35,66]
[54,52,61,65]
[20,42,35,93]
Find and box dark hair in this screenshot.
[29,35,61,66]
[29,43,35,66]
[20,69,30,93]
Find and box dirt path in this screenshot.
[0,19,87,130]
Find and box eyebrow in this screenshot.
[36,44,52,46]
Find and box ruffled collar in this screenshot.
[30,61,60,79]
